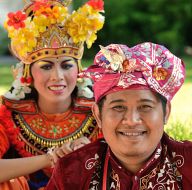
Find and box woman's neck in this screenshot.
[37,96,72,114]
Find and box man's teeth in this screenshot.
[49,86,65,90]
[121,132,144,136]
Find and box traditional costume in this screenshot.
[0,0,105,189]
[47,42,192,189]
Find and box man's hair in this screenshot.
[97,92,167,117]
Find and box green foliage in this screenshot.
[1,1,192,57]
[0,64,13,86]
[165,120,192,141]
[99,0,192,54]
[73,0,192,57]
[184,55,192,83]
[0,27,9,55]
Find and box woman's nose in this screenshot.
[121,109,142,126]
[51,67,64,81]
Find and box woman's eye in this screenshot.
[61,64,73,70]
[40,64,52,70]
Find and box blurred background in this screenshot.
[0,0,192,140]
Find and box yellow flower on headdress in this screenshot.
[33,15,50,33]
[4,0,105,62]
[66,2,104,48]
[10,18,38,57]
[57,6,69,24]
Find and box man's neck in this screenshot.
[112,149,156,174]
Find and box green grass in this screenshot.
[0,56,192,140]
[0,64,14,94]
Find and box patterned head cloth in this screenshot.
[80,42,185,102]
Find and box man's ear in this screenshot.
[92,103,102,128]
[164,101,171,124]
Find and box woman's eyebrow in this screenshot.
[37,60,53,65]
[61,59,74,63]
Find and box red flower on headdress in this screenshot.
[32,0,50,12]
[87,0,104,11]
[7,11,27,29]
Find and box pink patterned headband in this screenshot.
[80,42,185,102]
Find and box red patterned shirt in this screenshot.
[47,133,192,190]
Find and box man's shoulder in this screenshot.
[163,133,192,153]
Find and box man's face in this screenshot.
[93,89,170,162]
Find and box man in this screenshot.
[46,42,192,189]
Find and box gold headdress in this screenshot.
[4,0,105,84]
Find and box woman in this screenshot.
[0,0,104,189]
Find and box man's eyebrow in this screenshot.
[109,99,125,104]
[139,99,156,103]
[109,99,156,104]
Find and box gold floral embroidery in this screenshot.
[68,116,80,128]
[111,169,120,190]
[29,118,47,134]
[140,156,182,190]
[49,125,63,138]
[153,67,168,81]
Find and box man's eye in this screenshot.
[112,106,126,112]
[138,105,152,112]
[61,64,73,70]
[40,64,52,70]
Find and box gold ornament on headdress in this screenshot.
[99,45,126,72]
[4,0,105,84]
[99,45,147,73]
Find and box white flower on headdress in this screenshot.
[4,62,31,100]
[77,78,93,99]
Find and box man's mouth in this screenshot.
[119,131,147,136]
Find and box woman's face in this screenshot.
[31,56,78,104]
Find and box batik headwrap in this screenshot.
[80,42,185,102]
[4,0,105,100]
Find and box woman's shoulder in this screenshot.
[1,96,38,114]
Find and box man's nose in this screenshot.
[121,109,142,126]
